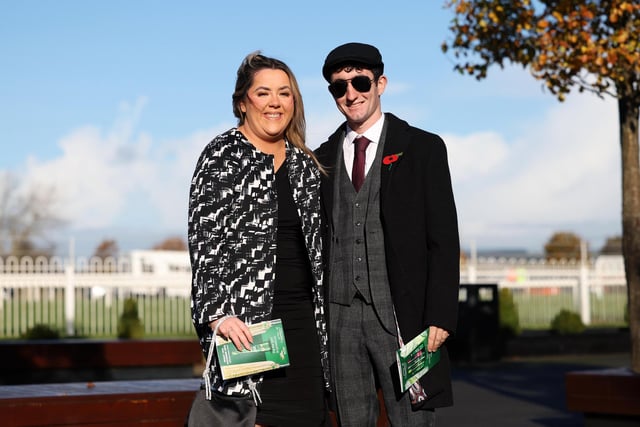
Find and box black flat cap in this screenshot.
[322,42,384,82]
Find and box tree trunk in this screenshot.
[618,85,640,373]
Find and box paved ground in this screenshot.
[436,353,631,427]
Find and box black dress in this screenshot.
[255,160,327,427]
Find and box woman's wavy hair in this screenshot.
[232,51,325,174]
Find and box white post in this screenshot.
[64,237,76,336]
[468,240,477,284]
[579,240,591,325]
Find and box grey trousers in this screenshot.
[330,296,436,427]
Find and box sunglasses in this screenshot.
[328,76,374,98]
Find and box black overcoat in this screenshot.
[315,113,460,408]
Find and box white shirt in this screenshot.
[342,115,385,181]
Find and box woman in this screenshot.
[188,52,330,427]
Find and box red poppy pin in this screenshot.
[383,152,403,169]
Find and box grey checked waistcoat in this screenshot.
[329,127,396,334]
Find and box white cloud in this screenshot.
[143,124,231,228]
[22,99,227,236]
[446,131,509,182]
[446,92,620,251]
[23,99,150,229]
[17,90,623,256]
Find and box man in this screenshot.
[315,42,460,426]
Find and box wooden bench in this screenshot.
[0,378,201,427]
[2,339,204,385]
[0,339,388,426]
[0,340,204,426]
[565,367,640,426]
[0,379,369,427]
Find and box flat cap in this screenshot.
[322,42,384,81]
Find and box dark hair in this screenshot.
[329,63,384,82]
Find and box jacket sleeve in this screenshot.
[188,142,234,332]
[423,135,460,334]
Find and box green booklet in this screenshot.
[396,328,440,393]
[215,319,289,380]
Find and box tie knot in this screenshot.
[354,136,371,153]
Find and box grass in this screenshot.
[0,286,628,338]
[512,288,627,329]
[1,289,193,339]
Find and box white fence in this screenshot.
[0,251,629,338]
[0,253,192,338]
[462,252,628,327]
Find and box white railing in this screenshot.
[462,251,627,327]
[0,250,629,338]
[0,254,192,338]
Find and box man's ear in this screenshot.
[376,75,388,96]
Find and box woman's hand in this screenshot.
[210,317,253,351]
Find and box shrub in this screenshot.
[550,309,585,334]
[117,297,144,339]
[22,324,61,340]
[499,287,521,337]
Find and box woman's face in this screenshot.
[239,68,294,146]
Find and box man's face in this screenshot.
[329,67,386,133]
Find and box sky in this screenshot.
[1,1,622,257]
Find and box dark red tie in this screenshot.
[352,136,371,192]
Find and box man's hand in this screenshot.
[427,325,449,352]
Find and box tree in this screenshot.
[92,239,119,273]
[152,236,187,251]
[600,235,623,255]
[0,172,64,258]
[544,231,584,260]
[443,0,640,371]
[93,239,119,259]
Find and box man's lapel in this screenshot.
[380,114,410,198]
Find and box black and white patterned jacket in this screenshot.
[188,128,329,397]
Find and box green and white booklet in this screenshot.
[216,319,290,380]
[396,328,440,392]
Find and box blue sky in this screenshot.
[1,1,621,257]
